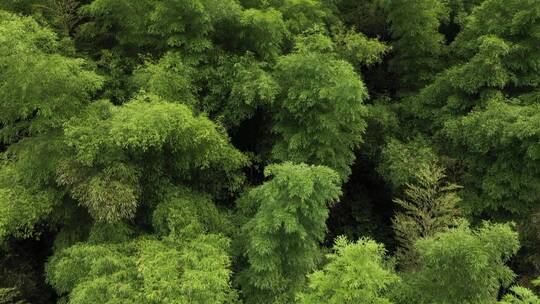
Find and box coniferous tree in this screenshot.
[392,163,461,268]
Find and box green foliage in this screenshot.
[397,222,520,304]
[0,10,102,142]
[214,54,279,127]
[499,286,540,304]
[520,213,540,285]
[137,236,238,304]
[47,187,239,304]
[87,222,135,245]
[149,0,213,50]
[3,0,540,302]
[0,288,26,304]
[360,101,400,160]
[377,137,438,190]
[239,8,287,60]
[78,0,155,48]
[0,0,43,14]
[335,0,388,38]
[0,12,100,242]
[58,94,247,222]
[237,162,341,303]
[132,52,198,107]
[78,0,244,56]
[0,184,58,241]
[297,236,399,304]
[452,0,540,89]
[332,26,389,67]
[380,0,448,92]
[444,100,540,215]
[272,34,368,180]
[170,52,279,128]
[278,0,329,34]
[392,163,461,269]
[408,0,540,219]
[152,186,235,241]
[0,157,63,241]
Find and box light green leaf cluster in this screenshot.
[0,11,101,242]
[132,52,198,107]
[333,26,389,67]
[0,154,62,241]
[56,94,247,222]
[398,222,520,304]
[46,188,238,304]
[0,287,26,304]
[499,286,540,304]
[152,186,235,242]
[297,236,399,304]
[0,183,59,241]
[0,11,103,142]
[272,34,369,181]
[237,162,341,303]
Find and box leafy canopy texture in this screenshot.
[0,11,101,242]
[46,236,237,304]
[297,236,399,304]
[272,33,368,181]
[46,187,239,304]
[237,162,341,303]
[2,0,540,303]
[392,163,461,269]
[409,0,540,218]
[380,0,448,92]
[0,11,103,142]
[58,94,247,223]
[398,222,520,304]
[498,286,540,304]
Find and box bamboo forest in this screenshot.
[1,0,540,303]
